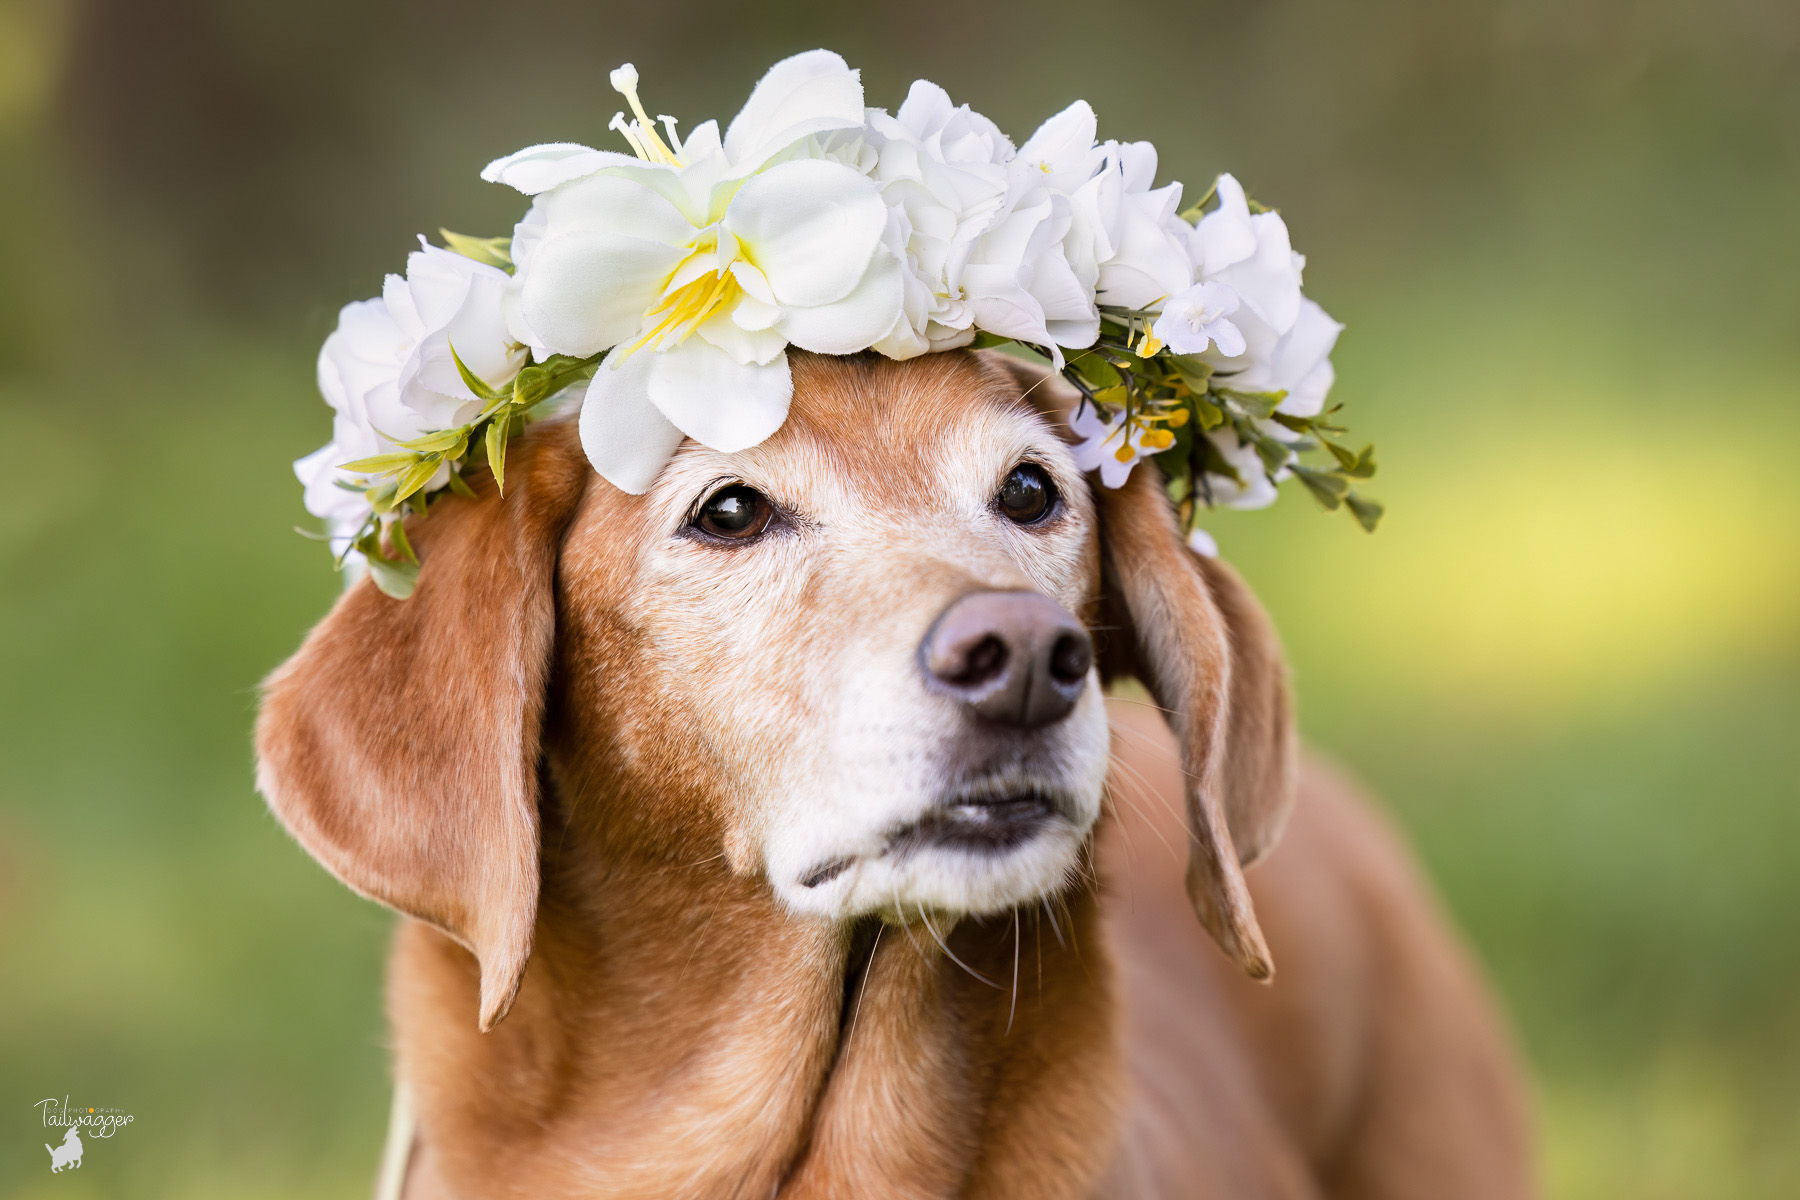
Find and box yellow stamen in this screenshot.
[615,263,742,360]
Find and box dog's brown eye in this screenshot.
[695,484,773,541]
[997,464,1057,525]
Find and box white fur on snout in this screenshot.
[766,663,1111,921]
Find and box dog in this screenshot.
[46,1125,83,1172]
[257,349,1535,1198]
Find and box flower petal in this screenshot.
[722,49,866,169]
[517,230,687,356]
[536,172,694,245]
[646,341,792,454]
[1015,100,1099,193]
[480,143,643,195]
[696,305,788,365]
[578,351,688,494]
[1193,172,1257,275]
[725,159,886,307]
[775,249,906,355]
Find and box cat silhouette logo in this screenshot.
[46,1125,83,1172]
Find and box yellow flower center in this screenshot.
[616,259,743,359]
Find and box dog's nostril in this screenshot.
[920,590,1090,729]
[952,636,1009,687]
[1049,632,1092,684]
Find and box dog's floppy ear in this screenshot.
[981,350,1297,979]
[255,423,589,1030]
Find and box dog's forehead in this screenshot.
[723,352,1059,509]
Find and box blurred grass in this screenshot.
[2,0,1797,1195]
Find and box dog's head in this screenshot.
[256,350,1295,1029]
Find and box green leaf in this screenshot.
[446,468,478,500]
[513,352,602,409]
[392,457,440,503]
[338,451,417,474]
[365,551,420,600]
[1066,352,1122,391]
[365,480,401,515]
[1292,465,1349,510]
[389,518,418,565]
[1323,439,1361,472]
[440,229,513,271]
[1345,491,1384,532]
[1249,430,1292,473]
[1167,355,1215,395]
[394,426,472,454]
[1191,394,1225,431]
[449,343,504,402]
[486,419,507,494]
[1220,387,1287,421]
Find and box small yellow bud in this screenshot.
[1114,445,1135,463]
[1166,407,1191,428]
[1143,429,1175,450]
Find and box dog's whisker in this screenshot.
[1104,757,1186,868]
[918,903,1003,989]
[844,920,883,1053]
[1006,908,1021,1036]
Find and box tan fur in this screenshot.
[256,350,1535,1198]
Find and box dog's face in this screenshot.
[257,350,1296,1029]
[556,353,1109,922]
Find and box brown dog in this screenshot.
[256,350,1534,1198]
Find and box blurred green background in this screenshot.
[1,0,1795,1194]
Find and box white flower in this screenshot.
[1069,402,1169,489]
[1152,280,1246,357]
[958,101,1107,365]
[862,80,1014,358]
[296,242,523,545]
[1203,423,1283,510]
[491,52,907,493]
[1189,172,1342,418]
[1079,140,1193,314]
[481,50,868,195]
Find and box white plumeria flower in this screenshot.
[480,50,868,195]
[1152,280,1247,357]
[1068,402,1170,489]
[296,241,524,548]
[488,52,907,493]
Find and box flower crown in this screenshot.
[298,50,1380,597]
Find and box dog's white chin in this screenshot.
[773,818,1090,922]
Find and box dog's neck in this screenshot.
[387,765,1122,1199]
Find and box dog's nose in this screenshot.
[920,590,1093,728]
